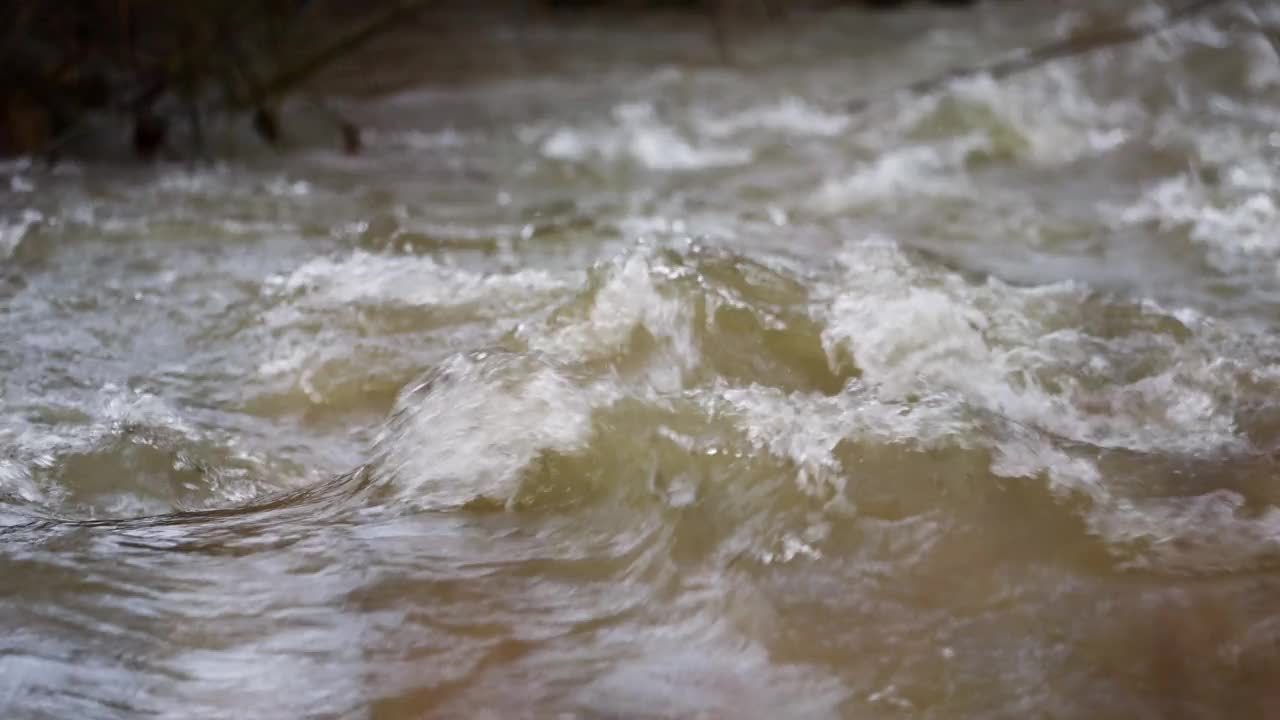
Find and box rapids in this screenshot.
[4,2,1280,717]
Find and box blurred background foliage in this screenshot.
[0,0,977,159]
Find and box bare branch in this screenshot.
[847,0,1232,112]
[247,0,434,108]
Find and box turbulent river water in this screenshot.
[4,2,1280,718]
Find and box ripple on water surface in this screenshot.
[5,2,1280,717]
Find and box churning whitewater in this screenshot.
[4,1,1280,717]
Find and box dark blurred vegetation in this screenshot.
[0,0,978,160]
[0,0,437,158]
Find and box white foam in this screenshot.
[816,236,1245,458]
[0,209,42,260]
[371,352,601,510]
[1114,174,1280,271]
[809,142,974,213]
[152,167,232,194]
[524,251,697,390]
[263,178,312,197]
[150,167,313,200]
[0,458,42,505]
[694,97,851,138]
[382,128,467,150]
[1087,490,1280,574]
[706,381,975,502]
[1242,31,1280,91]
[0,385,233,513]
[946,70,1141,163]
[810,235,1276,571]
[988,435,1103,499]
[617,215,690,239]
[8,386,197,464]
[255,252,578,394]
[812,60,1149,214]
[536,102,752,171]
[271,250,574,310]
[574,637,848,719]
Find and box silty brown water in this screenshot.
[3,2,1280,717]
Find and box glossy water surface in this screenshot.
[4,2,1280,718]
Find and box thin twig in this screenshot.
[847,0,1232,112]
[245,0,434,108]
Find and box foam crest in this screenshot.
[0,458,42,506]
[379,128,468,150]
[707,382,975,500]
[0,385,269,517]
[988,432,1103,499]
[524,250,698,387]
[817,236,1245,457]
[947,69,1141,163]
[370,352,602,510]
[1114,174,1280,271]
[0,209,42,259]
[269,250,573,310]
[535,102,751,171]
[1087,490,1280,574]
[694,97,851,138]
[810,62,1148,213]
[812,236,1280,571]
[809,142,974,213]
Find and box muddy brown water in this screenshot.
[4,2,1280,718]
